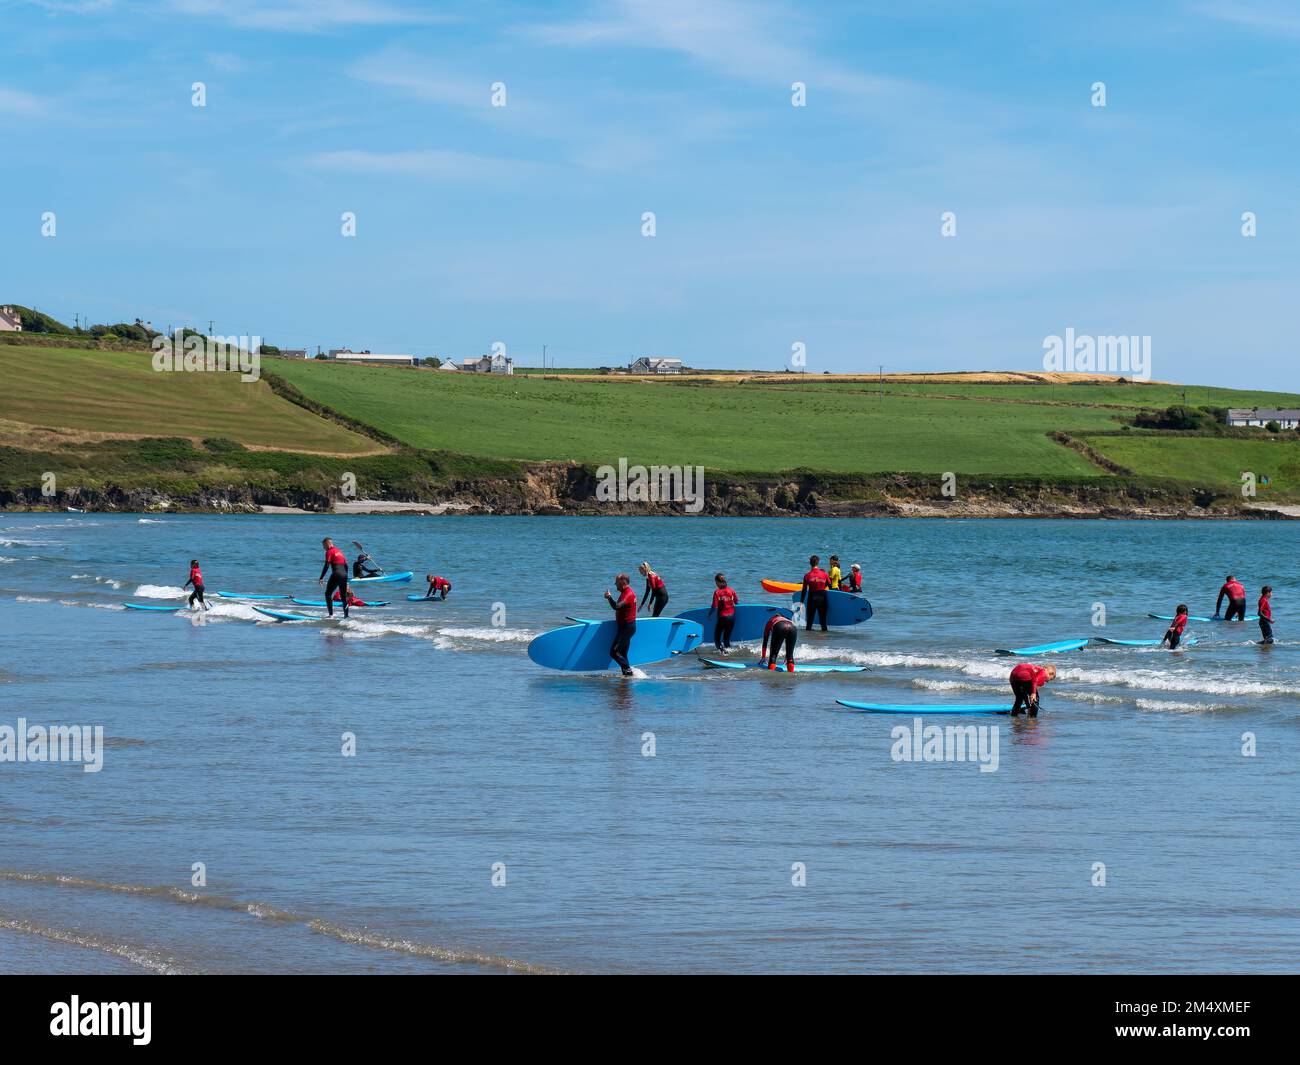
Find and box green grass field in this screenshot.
[1080,434,1300,496]
[0,347,379,455]
[268,360,1142,476]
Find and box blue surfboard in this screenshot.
[216,592,288,600]
[1149,613,1258,622]
[290,598,389,608]
[836,700,1008,715]
[701,658,866,673]
[675,603,793,643]
[351,571,413,585]
[789,589,873,626]
[253,607,327,623]
[527,617,703,671]
[994,638,1088,656]
[124,603,182,611]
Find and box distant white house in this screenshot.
[438,359,460,371]
[0,306,22,332]
[629,356,682,375]
[329,349,416,367]
[460,353,514,375]
[1228,407,1300,429]
[278,348,308,359]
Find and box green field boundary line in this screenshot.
[260,365,408,453]
[1049,431,1134,475]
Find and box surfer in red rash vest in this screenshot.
[1161,604,1189,649]
[1215,575,1247,621]
[317,538,350,619]
[1257,586,1273,645]
[423,574,451,600]
[603,573,637,677]
[709,572,739,652]
[760,613,797,671]
[800,555,830,632]
[1009,662,1055,716]
[639,562,669,617]
[184,559,208,610]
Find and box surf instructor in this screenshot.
[604,573,637,677]
[1215,574,1247,621]
[318,538,351,619]
[800,555,830,632]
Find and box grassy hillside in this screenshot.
[1080,434,1300,496]
[267,359,1135,476]
[0,346,380,455]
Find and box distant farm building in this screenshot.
[0,306,22,332]
[329,349,416,367]
[629,357,682,375]
[279,348,308,359]
[1228,407,1300,429]
[460,353,514,375]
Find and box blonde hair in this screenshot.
[639,561,652,575]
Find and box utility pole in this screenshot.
[879,364,884,401]
[542,344,547,369]
[208,319,214,337]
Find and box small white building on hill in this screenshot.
[629,356,682,374]
[1228,407,1300,429]
[460,353,514,375]
[329,349,416,367]
[0,306,22,332]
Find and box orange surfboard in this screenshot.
[761,579,802,594]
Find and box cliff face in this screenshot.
[0,462,1269,518]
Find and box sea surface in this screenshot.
[1,514,1297,974]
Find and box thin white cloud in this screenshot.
[1194,2,1300,36]
[0,86,47,116]
[312,148,539,179]
[165,0,451,32]
[348,50,493,111]
[522,0,900,94]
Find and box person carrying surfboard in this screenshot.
[1161,604,1189,649]
[423,574,451,600]
[760,612,797,671]
[710,573,739,652]
[1009,662,1056,716]
[317,538,351,619]
[828,555,842,590]
[1215,575,1247,621]
[183,559,208,610]
[1258,586,1274,645]
[800,555,831,632]
[639,562,669,618]
[842,563,863,593]
[603,573,637,677]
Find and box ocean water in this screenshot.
[1,514,1297,974]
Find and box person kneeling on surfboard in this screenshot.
[604,574,637,677]
[352,552,381,579]
[639,562,669,617]
[801,556,831,632]
[1215,575,1247,621]
[184,559,208,610]
[423,574,451,600]
[318,538,350,619]
[710,573,739,652]
[1258,586,1274,645]
[842,563,863,593]
[1161,605,1189,649]
[761,613,797,672]
[1009,662,1055,716]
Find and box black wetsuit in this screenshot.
[319,554,350,618]
[805,591,828,631]
[643,576,669,617]
[766,618,797,668]
[353,555,380,579]
[185,578,205,608]
[714,614,735,650]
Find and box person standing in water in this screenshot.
[1161,604,1189,649]
[827,555,842,590]
[317,538,350,619]
[710,573,739,652]
[1215,574,1247,621]
[1009,662,1056,716]
[760,612,797,671]
[423,574,452,600]
[1258,586,1274,645]
[842,563,863,593]
[639,562,669,617]
[604,573,637,677]
[800,555,830,632]
[184,559,208,610]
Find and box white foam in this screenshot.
[60,599,124,610]
[336,618,431,639]
[133,584,186,599]
[435,626,535,644]
[71,574,123,589]
[16,595,51,603]
[137,518,168,524]
[1135,699,1229,714]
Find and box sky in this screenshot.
[2,0,1299,388]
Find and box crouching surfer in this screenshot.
[318,538,350,619]
[1009,662,1055,716]
[1161,604,1189,649]
[1215,575,1247,621]
[184,559,208,610]
[710,572,739,652]
[604,573,637,677]
[761,613,797,672]
[423,574,452,600]
[639,562,669,617]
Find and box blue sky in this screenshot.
[2,0,1298,388]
